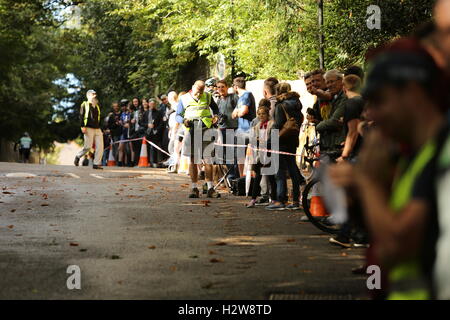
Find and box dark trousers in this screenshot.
[147,136,161,164]
[251,162,277,201]
[220,128,239,179]
[161,125,170,160]
[275,154,304,203]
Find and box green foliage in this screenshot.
[0,0,75,150]
[0,0,434,151]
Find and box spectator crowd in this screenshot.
[75,0,450,300]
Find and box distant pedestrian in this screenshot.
[18,132,32,163]
[74,89,104,170]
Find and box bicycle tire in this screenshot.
[302,179,342,234]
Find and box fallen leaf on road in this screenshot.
[286,238,296,243]
[189,255,198,259]
[210,242,227,246]
[210,258,223,263]
[41,204,49,207]
[341,252,348,257]
[201,200,211,207]
[79,249,87,252]
[15,234,22,236]
[69,242,79,246]
[148,246,156,249]
[170,266,177,271]
[201,283,213,289]
[2,191,14,194]
[7,225,14,229]
[10,209,16,213]
[111,255,120,259]
[208,250,217,255]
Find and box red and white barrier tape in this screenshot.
[214,142,303,157]
[108,137,171,157]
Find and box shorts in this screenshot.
[181,122,217,164]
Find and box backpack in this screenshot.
[230,177,256,196]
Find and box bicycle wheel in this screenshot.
[302,179,342,234]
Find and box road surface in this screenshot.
[0,162,368,299]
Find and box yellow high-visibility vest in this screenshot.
[387,139,437,300]
[180,92,213,129]
[82,101,101,127]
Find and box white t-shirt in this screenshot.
[20,137,32,149]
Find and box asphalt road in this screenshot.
[0,162,368,300]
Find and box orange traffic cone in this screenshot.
[310,196,329,217]
[138,138,149,167]
[107,146,116,166]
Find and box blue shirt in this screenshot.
[236,91,256,133]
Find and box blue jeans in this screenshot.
[275,154,303,203]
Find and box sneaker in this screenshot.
[300,215,310,222]
[255,197,270,206]
[286,202,301,211]
[167,165,177,174]
[351,265,367,274]
[74,156,80,167]
[265,202,286,211]
[189,188,200,198]
[329,236,352,248]
[246,199,257,208]
[92,165,103,170]
[207,188,221,198]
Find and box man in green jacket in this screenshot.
[316,69,347,153]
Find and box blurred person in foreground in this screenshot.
[329,38,449,300]
[430,0,450,299]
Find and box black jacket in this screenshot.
[141,108,164,139]
[79,102,101,129]
[273,91,304,153]
[106,111,122,137]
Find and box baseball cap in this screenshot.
[87,89,96,96]
[205,78,217,87]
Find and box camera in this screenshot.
[218,113,227,126]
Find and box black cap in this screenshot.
[362,51,438,101]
